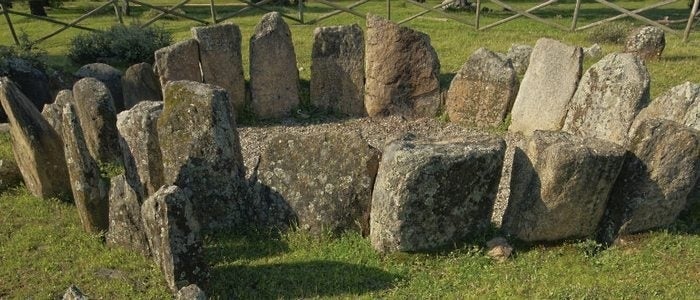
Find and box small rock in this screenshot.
[176,284,207,300]
[583,43,603,58]
[624,26,665,60]
[62,285,88,300]
[486,237,513,262]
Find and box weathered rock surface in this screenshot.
[72,77,122,164]
[364,14,441,118]
[75,63,125,112]
[192,23,246,114]
[486,237,512,262]
[176,284,207,300]
[509,38,582,135]
[445,47,517,128]
[310,25,366,116]
[506,44,532,75]
[117,101,164,198]
[0,77,71,199]
[157,81,246,229]
[121,63,162,110]
[249,12,300,119]
[106,174,150,256]
[370,134,505,253]
[62,104,109,233]
[142,185,208,293]
[257,131,380,235]
[62,285,87,300]
[624,26,665,60]
[584,43,603,58]
[154,39,202,91]
[41,89,73,135]
[1,58,52,122]
[598,119,700,243]
[501,131,626,242]
[0,159,23,192]
[562,53,650,145]
[630,81,700,136]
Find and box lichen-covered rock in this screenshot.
[62,285,87,300]
[176,284,207,300]
[257,131,380,235]
[41,89,73,135]
[154,39,202,92]
[370,134,505,253]
[624,26,665,60]
[75,63,125,112]
[72,77,122,164]
[62,104,109,233]
[598,119,700,243]
[121,63,162,110]
[501,131,625,242]
[157,81,246,229]
[310,24,365,116]
[562,53,650,145]
[364,14,441,118]
[509,38,582,135]
[630,82,700,136]
[584,43,603,58]
[249,12,300,119]
[1,58,52,122]
[106,174,150,256]
[506,44,532,75]
[0,159,23,193]
[445,47,517,128]
[0,77,71,199]
[192,23,246,114]
[142,185,208,293]
[117,101,164,198]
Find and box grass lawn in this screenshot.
[0,0,699,298]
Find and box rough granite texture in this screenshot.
[624,26,665,60]
[121,63,162,110]
[176,284,207,300]
[506,44,532,75]
[370,134,505,253]
[74,63,125,112]
[72,77,122,164]
[106,174,150,256]
[41,89,73,135]
[501,131,626,242]
[1,58,52,122]
[154,39,202,92]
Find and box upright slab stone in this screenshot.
[506,44,532,75]
[257,131,380,235]
[142,185,208,293]
[501,131,625,242]
[365,14,441,118]
[117,101,164,198]
[157,81,246,229]
[192,23,246,114]
[630,82,700,136]
[249,12,300,119]
[370,134,505,253]
[509,38,582,135]
[1,58,52,122]
[310,25,366,116]
[122,63,162,110]
[106,174,150,256]
[446,48,517,127]
[75,63,125,112]
[0,78,71,199]
[598,119,700,242]
[41,89,73,135]
[72,78,122,164]
[562,53,650,145]
[154,39,201,91]
[624,26,665,60]
[62,104,109,233]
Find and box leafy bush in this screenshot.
[68,24,172,66]
[586,22,634,45]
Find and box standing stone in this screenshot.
[117,101,164,198]
[41,89,73,138]
[310,25,366,116]
[192,23,246,114]
[121,63,162,110]
[249,12,300,119]
[62,104,110,233]
[630,82,700,136]
[562,53,650,145]
[445,47,517,128]
[0,77,71,199]
[509,38,583,135]
[142,185,208,293]
[365,14,441,118]
[1,58,52,122]
[72,78,122,165]
[75,63,125,112]
[370,134,505,253]
[506,44,532,75]
[106,174,150,256]
[624,26,665,60]
[157,81,246,229]
[598,119,700,243]
[257,131,380,235]
[501,131,626,242]
[154,39,202,92]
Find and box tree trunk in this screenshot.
[28,1,47,16]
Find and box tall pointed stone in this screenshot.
[0,77,71,199]
[72,78,122,165]
[192,23,246,114]
[250,12,300,119]
[365,14,441,118]
[121,63,162,110]
[154,39,201,92]
[74,63,125,112]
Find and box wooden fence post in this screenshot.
[684,0,699,42]
[387,0,391,20]
[0,3,20,45]
[571,0,582,31]
[298,0,304,24]
[113,0,124,24]
[210,0,217,24]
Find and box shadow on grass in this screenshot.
[209,260,400,298]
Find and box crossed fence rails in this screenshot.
[1,0,698,47]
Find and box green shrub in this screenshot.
[68,24,172,66]
[586,22,634,45]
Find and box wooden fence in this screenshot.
[1,0,698,46]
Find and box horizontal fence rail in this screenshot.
[1,0,698,47]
